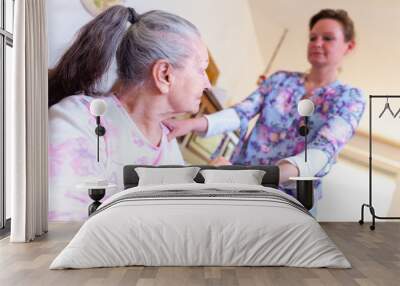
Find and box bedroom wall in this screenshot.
[317,159,396,222]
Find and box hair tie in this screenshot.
[127,7,140,24]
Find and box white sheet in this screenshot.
[50,183,350,269]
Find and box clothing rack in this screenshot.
[359,95,400,230]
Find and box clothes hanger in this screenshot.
[394,106,400,118]
[378,97,396,118]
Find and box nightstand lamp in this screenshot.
[290,99,319,210]
[79,99,115,216]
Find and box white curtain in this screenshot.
[8,0,48,242]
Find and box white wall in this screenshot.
[317,159,397,221]
[47,0,264,106]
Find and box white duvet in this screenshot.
[50,183,350,269]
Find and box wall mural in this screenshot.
[47,1,398,223]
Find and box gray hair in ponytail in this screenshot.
[117,10,200,85]
[49,5,200,106]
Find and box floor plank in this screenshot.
[0,222,399,286]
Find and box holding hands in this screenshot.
[163,117,233,166]
[163,116,208,141]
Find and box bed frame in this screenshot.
[122,165,313,210]
[123,165,279,189]
[88,165,314,215]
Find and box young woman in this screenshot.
[48,5,211,221]
[164,9,366,214]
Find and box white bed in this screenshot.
[50,182,350,269]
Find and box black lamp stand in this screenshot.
[295,116,314,210]
[299,117,309,162]
[95,116,106,162]
[88,116,106,216]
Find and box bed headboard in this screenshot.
[123,165,280,190]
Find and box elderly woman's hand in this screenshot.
[208,156,232,166]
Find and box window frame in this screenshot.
[0,0,14,234]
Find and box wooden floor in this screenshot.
[0,222,399,286]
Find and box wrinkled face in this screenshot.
[307,19,354,68]
[168,37,211,114]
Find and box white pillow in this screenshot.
[135,167,200,186]
[200,169,266,185]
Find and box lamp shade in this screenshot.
[90,99,107,116]
[297,99,315,116]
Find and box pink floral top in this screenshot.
[48,94,184,221]
[231,71,366,199]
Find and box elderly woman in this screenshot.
[48,6,211,220]
[164,9,366,215]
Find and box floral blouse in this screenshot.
[48,94,184,221]
[231,71,366,199]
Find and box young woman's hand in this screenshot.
[209,156,232,166]
[163,116,208,141]
[277,160,299,184]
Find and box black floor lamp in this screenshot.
[298,99,315,162]
[289,99,318,211]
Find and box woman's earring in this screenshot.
[161,86,168,93]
